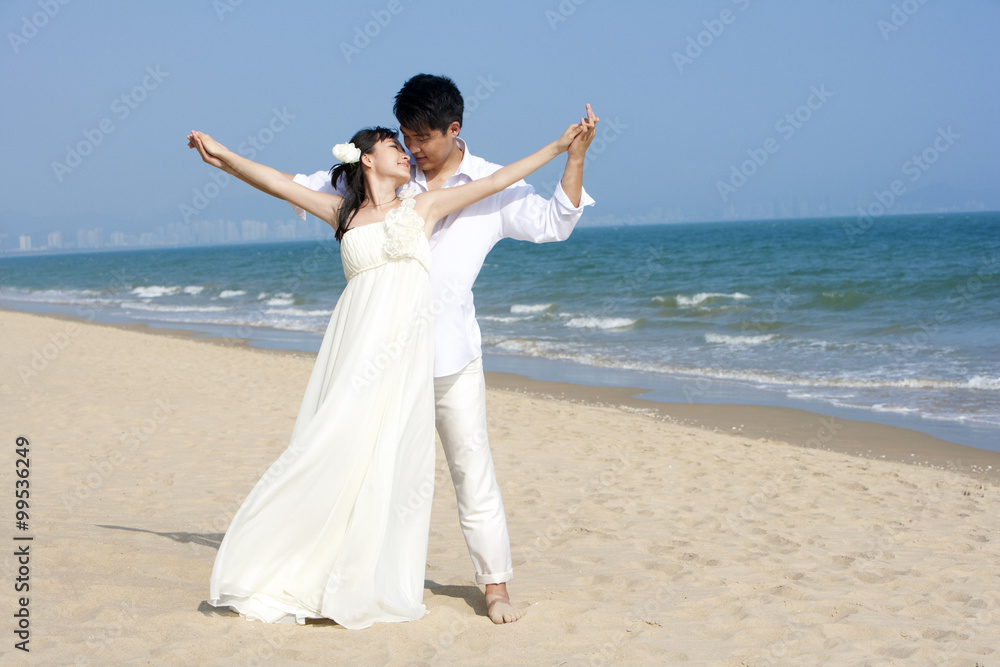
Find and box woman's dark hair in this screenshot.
[393,73,464,134]
[330,126,399,242]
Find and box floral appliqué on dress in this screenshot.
[383,187,424,260]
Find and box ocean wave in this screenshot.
[120,303,230,313]
[218,290,246,298]
[488,336,1000,395]
[480,315,532,323]
[510,303,556,314]
[968,375,1000,391]
[870,404,921,415]
[263,307,334,318]
[131,285,181,298]
[0,287,108,303]
[667,292,750,308]
[182,286,205,296]
[564,316,638,330]
[705,333,778,346]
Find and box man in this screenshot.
[289,74,596,623]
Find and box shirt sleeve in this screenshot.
[289,170,339,220]
[497,180,596,243]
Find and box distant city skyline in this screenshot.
[4,191,994,256]
[4,215,329,254]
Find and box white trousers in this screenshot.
[434,357,513,585]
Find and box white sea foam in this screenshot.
[565,316,638,330]
[218,290,246,298]
[704,333,778,346]
[489,336,995,397]
[182,286,205,296]
[121,303,229,313]
[0,288,107,303]
[131,285,180,298]
[676,292,750,307]
[871,404,920,415]
[968,375,1000,391]
[510,303,556,314]
[263,307,334,318]
[480,315,531,323]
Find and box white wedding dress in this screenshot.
[208,193,435,629]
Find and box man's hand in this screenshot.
[555,123,585,153]
[567,103,599,161]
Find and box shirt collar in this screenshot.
[411,136,475,189]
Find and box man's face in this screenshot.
[400,122,459,174]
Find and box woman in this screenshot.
[187,111,596,629]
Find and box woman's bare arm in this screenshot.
[414,107,598,236]
[188,131,342,227]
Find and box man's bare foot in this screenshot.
[484,582,523,624]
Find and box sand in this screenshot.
[1,308,997,665]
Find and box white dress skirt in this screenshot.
[208,196,435,629]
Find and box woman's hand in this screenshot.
[555,123,586,153]
[187,130,229,169]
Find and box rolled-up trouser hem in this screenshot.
[476,570,513,586]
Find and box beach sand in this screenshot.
[1,308,997,665]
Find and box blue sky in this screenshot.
[2,0,998,241]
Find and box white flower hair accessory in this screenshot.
[332,142,361,164]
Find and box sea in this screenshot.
[2,212,998,452]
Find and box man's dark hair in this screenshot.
[393,74,464,134]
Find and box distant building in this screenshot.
[77,227,103,249]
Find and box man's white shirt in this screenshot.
[292,137,595,378]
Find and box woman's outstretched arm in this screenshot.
[414,106,598,236]
[187,131,342,227]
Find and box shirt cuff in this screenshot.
[553,181,596,211]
